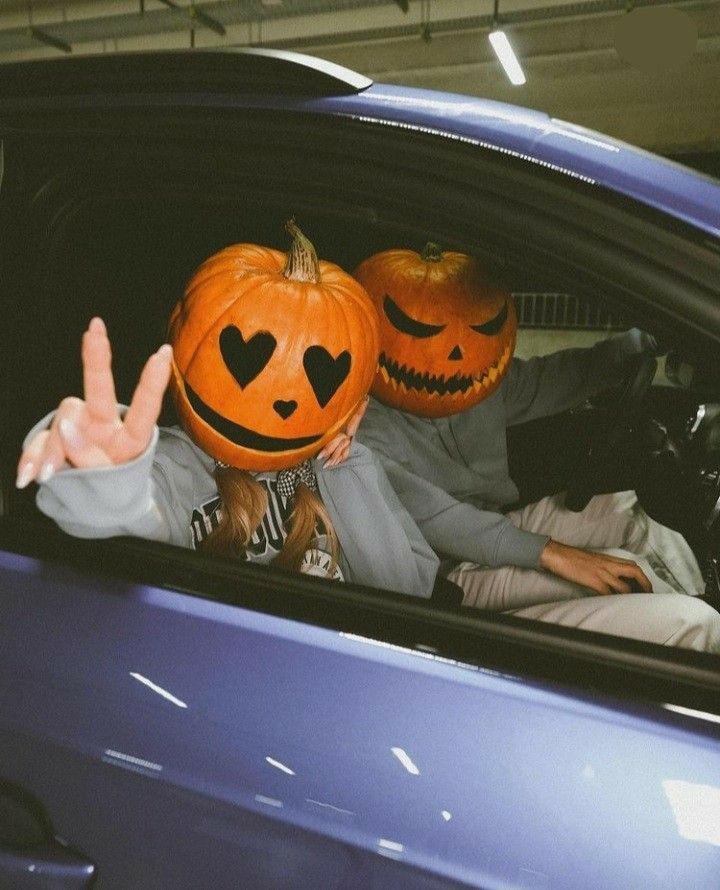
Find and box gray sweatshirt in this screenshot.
[30,419,439,599]
[356,330,656,571]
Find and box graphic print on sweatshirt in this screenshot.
[190,478,343,579]
[191,478,291,557]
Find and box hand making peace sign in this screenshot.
[17,317,173,488]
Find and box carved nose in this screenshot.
[273,399,297,419]
[448,345,463,361]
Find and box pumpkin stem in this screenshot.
[421,242,444,262]
[284,219,321,283]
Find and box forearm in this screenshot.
[380,456,548,569]
[33,425,175,542]
[505,329,657,425]
[419,501,548,569]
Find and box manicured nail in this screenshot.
[38,461,55,483]
[16,463,34,489]
[59,418,82,449]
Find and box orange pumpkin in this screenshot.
[168,222,380,470]
[353,243,516,417]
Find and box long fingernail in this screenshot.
[16,463,34,489]
[59,418,82,449]
[38,462,55,483]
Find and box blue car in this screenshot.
[1,48,719,889]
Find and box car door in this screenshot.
[2,528,720,890]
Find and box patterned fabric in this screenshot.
[276,459,319,499]
[300,547,344,581]
[190,480,342,579]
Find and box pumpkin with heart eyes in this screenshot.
[168,222,380,471]
[353,243,516,418]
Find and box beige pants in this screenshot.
[448,492,720,653]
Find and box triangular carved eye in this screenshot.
[220,326,277,388]
[303,346,351,408]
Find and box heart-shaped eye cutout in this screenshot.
[303,346,351,408]
[273,399,298,419]
[220,326,277,389]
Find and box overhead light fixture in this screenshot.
[489,0,526,86]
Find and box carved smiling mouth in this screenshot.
[185,382,322,452]
[378,344,512,399]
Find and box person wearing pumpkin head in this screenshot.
[353,243,720,652]
[16,224,438,598]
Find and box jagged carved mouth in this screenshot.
[378,344,512,399]
[185,382,322,452]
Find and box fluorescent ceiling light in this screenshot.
[489,30,526,85]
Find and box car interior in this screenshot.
[2,105,720,674]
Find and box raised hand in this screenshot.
[17,317,172,488]
[539,539,653,595]
[317,395,369,468]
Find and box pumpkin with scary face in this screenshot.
[353,243,516,418]
[168,222,380,471]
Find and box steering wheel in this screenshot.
[565,352,657,512]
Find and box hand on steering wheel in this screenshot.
[17,318,173,488]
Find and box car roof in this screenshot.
[1,47,718,239]
[307,84,720,241]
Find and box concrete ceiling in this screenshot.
[0,0,718,155]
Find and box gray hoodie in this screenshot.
[356,330,656,571]
[30,419,439,599]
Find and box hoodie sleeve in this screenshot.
[315,443,439,598]
[504,328,658,426]
[27,413,195,547]
[368,453,549,570]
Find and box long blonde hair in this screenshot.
[200,464,340,572]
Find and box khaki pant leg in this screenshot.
[506,594,720,654]
[446,491,719,652]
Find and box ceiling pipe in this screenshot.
[250,0,709,52]
[190,5,226,37]
[0,0,708,56]
[29,25,71,53]
[157,0,226,38]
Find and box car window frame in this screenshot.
[2,102,720,715]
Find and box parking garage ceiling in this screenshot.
[0,0,718,154]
